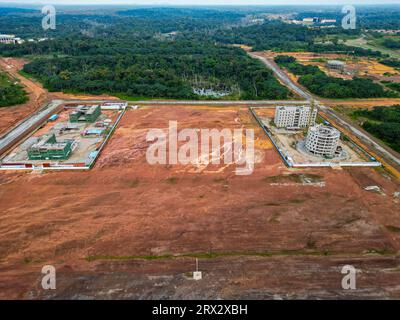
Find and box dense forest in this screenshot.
[353,106,400,153]
[0,8,295,100]
[0,6,399,100]
[274,55,397,99]
[0,72,28,107]
[22,43,290,99]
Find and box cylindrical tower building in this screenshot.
[305,125,340,158]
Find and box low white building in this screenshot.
[0,34,17,44]
[305,125,340,158]
[101,102,128,110]
[321,19,337,24]
[274,105,317,129]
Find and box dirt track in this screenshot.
[0,58,48,136]
[1,106,400,299]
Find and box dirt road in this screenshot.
[0,58,49,136]
[249,52,312,100]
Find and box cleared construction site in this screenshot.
[0,102,127,170]
[251,105,382,168]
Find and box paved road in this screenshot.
[248,52,313,101]
[320,105,400,167]
[64,99,309,106]
[0,100,63,156]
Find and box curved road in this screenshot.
[248,52,313,101]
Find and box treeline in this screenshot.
[0,72,28,107]
[379,59,400,69]
[353,106,400,153]
[210,19,383,57]
[382,38,400,50]
[382,81,400,93]
[275,55,396,99]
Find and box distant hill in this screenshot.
[0,7,38,14]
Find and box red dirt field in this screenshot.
[0,106,400,299]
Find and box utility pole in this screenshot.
[193,258,202,280]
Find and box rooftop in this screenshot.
[309,125,340,138]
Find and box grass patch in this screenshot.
[128,178,140,188]
[288,198,306,204]
[165,177,178,184]
[386,225,400,233]
[0,71,28,107]
[86,254,174,262]
[213,177,228,183]
[85,249,340,263]
[264,174,322,184]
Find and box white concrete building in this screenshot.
[321,19,337,24]
[274,105,317,129]
[0,34,19,44]
[305,125,341,158]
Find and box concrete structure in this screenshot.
[70,105,101,123]
[0,34,18,44]
[327,60,346,71]
[274,105,317,129]
[101,102,128,110]
[321,19,337,24]
[305,125,341,158]
[81,128,104,137]
[28,134,73,160]
[302,18,315,23]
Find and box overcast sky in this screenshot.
[0,0,399,6]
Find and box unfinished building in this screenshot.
[28,134,74,160]
[274,105,317,129]
[69,105,101,123]
[327,60,346,71]
[0,34,20,44]
[305,125,341,158]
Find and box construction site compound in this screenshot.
[0,102,127,170]
[252,106,382,168]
